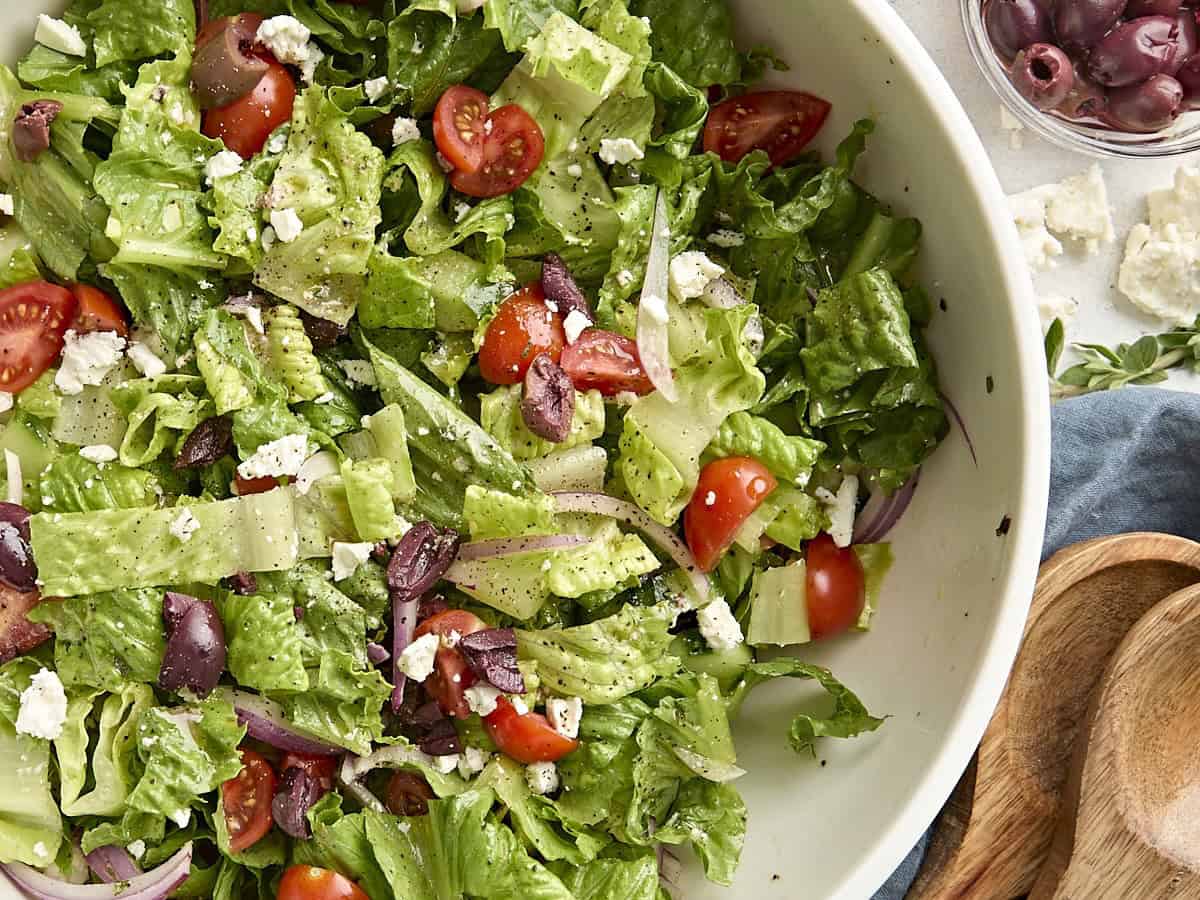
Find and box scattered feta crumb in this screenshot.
[205,150,243,185]
[126,840,146,860]
[392,117,421,146]
[237,433,312,479]
[314,391,334,404]
[526,760,559,795]
[79,444,118,464]
[598,137,644,166]
[615,269,634,288]
[697,599,743,651]
[566,163,583,178]
[669,251,724,300]
[331,541,374,580]
[363,76,390,102]
[431,753,460,774]
[458,746,489,776]
[0,392,11,413]
[510,696,529,716]
[1038,294,1079,330]
[704,490,717,507]
[299,44,324,85]
[1118,223,1200,326]
[267,130,289,154]
[1044,164,1115,253]
[0,194,12,216]
[640,293,669,325]
[32,842,48,862]
[454,201,472,223]
[35,15,87,57]
[55,330,126,396]
[339,360,377,386]
[999,104,1025,150]
[16,668,67,740]
[815,473,859,549]
[127,341,167,377]
[167,103,187,126]
[170,808,191,829]
[1009,186,1063,271]
[169,507,200,543]
[465,683,502,717]
[270,208,304,243]
[246,225,257,242]
[397,633,440,682]
[562,309,591,344]
[261,226,277,253]
[707,229,745,248]
[5,450,21,505]
[546,697,582,739]
[256,16,311,65]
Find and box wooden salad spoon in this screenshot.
[907,533,1200,900]
[1029,582,1200,899]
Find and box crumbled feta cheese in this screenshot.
[0,392,11,413]
[397,633,440,682]
[697,599,743,651]
[299,44,324,85]
[1044,164,1115,254]
[314,392,334,404]
[510,696,529,716]
[267,130,289,155]
[526,761,559,795]
[465,683,502,717]
[546,697,582,739]
[246,225,258,242]
[1118,223,1200,326]
[256,16,311,65]
[126,840,146,860]
[454,201,472,223]
[260,226,277,253]
[392,117,422,146]
[0,194,13,216]
[1038,294,1079,330]
[331,541,374,580]
[640,293,669,324]
[616,269,635,288]
[363,76,390,102]
[598,137,644,166]
[170,808,191,828]
[669,251,724,300]
[458,746,489,776]
[79,444,118,464]
[563,309,591,344]
[236,433,312,479]
[431,753,460,774]
[815,473,858,549]
[127,341,167,377]
[270,208,304,243]
[707,229,745,248]
[1009,186,1063,271]
[32,842,49,861]
[339,360,377,386]
[295,450,340,495]
[205,150,243,185]
[1147,167,1200,232]
[167,103,187,126]
[169,507,200,543]
[566,163,583,178]
[704,490,717,507]
[5,450,21,505]
[35,15,87,57]
[16,668,67,740]
[55,330,126,396]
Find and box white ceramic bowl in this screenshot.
[0,0,1049,897]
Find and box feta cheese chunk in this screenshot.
[5,450,21,505]
[815,473,858,549]
[562,309,591,344]
[270,209,304,243]
[465,683,502,717]
[170,808,191,828]
[0,392,12,413]
[392,117,421,146]
[339,360,377,387]
[205,150,243,185]
[1146,166,1200,233]
[1038,294,1079,330]
[546,697,582,739]
[364,76,390,102]
[0,194,13,216]
[598,137,644,166]
[669,251,724,300]
[397,633,440,682]
[525,760,560,795]
[236,433,312,479]
[458,746,490,776]
[170,507,200,543]
[55,329,126,396]
[127,342,167,378]
[331,541,374,580]
[1009,185,1063,271]
[35,15,87,57]
[1043,164,1115,254]
[698,599,743,651]
[79,444,118,464]
[640,293,669,325]
[431,753,460,774]
[256,16,312,65]
[126,840,146,861]
[299,44,324,85]
[16,668,67,740]
[1118,223,1200,326]
[566,163,583,178]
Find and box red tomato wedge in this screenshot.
[279,752,337,791]
[560,328,654,397]
[805,532,866,640]
[69,284,128,337]
[202,61,296,159]
[0,281,77,393]
[414,609,487,719]
[684,457,777,572]
[234,474,280,496]
[703,91,832,167]
[484,696,579,764]
[433,85,490,175]
[449,103,545,198]
[222,749,277,853]
[277,866,369,900]
[478,283,565,385]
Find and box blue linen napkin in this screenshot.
[873,387,1200,899]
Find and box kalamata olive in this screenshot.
[298,309,345,350]
[191,16,269,110]
[540,253,594,323]
[458,627,525,693]
[417,717,462,756]
[1055,0,1130,50]
[386,522,460,602]
[1012,43,1078,108]
[271,767,325,840]
[985,0,1054,58]
[1176,52,1200,104]
[1166,9,1199,70]
[385,771,435,817]
[0,503,35,593]
[225,571,258,595]
[0,585,49,664]
[174,415,233,469]
[1060,62,1110,116]
[1089,16,1181,85]
[1105,72,1185,129]
[158,593,226,697]
[1127,0,1182,14]
[521,354,575,443]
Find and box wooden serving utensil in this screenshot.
[907,533,1200,900]
[1029,582,1200,900]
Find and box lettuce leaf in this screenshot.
[485,0,579,52]
[481,384,605,460]
[552,854,660,900]
[704,411,824,487]
[628,0,741,88]
[38,450,160,512]
[220,590,309,693]
[87,0,194,66]
[56,683,154,817]
[0,658,64,865]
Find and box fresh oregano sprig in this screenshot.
[1045,316,1200,400]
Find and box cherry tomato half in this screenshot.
[478,283,565,385]
[450,103,545,198]
[69,284,128,337]
[485,696,579,764]
[805,532,866,640]
[202,61,296,159]
[222,748,277,853]
[684,457,777,572]
[279,752,337,792]
[703,90,832,167]
[433,84,490,175]
[413,609,487,719]
[560,328,654,397]
[384,771,436,816]
[0,281,77,393]
[277,866,369,900]
[234,474,280,495]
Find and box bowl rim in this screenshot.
[835,1,1050,897]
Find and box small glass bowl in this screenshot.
[960,0,1200,158]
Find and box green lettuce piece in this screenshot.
[102,263,225,358]
[220,590,309,692]
[421,333,474,387]
[556,696,648,825]
[87,0,194,66]
[110,374,213,466]
[647,779,746,886]
[0,226,43,289]
[342,457,405,541]
[277,651,391,755]
[705,411,824,487]
[629,0,741,87]
[17,14,135,101]
[57,683,154,816]
[761,489,826,551]
[841,209,923,281]
[517,603,678,703]
[596,184,654,323]
[28,588,165,690]
[485,0,578,52]
[258,561,374,659]
[38,451,160,512]
[29,488,300,596]
[552,854,660,900]
[361,248,508,332]
[481,385,605,460]
[580,0,651,96]
[206,143,280,273]
[617,305,765,524]
[0,658,64,866]
[644,62,708,159]
[746,561,810,647]
[15,370,59,420]
[254,87,386,325]
[546,519,659,598]
[364,404,416,501]
[439,551,553,619]
[292,794,395,900]
[854,542,893,632]
[464,485,557,540]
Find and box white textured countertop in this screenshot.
[894,0,1200,391]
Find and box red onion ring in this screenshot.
[939,391,978,467]
[84,846,140,884]
[455,534,591,561]
[391,596,418,712]
[3,843,191,900]
[859,470,921,545]
[224,689,343,756]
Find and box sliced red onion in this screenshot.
[3,843,191,900]
[852,490,898,545]
[456,534,590,562]
[939,391,978,467]
[391,596,418,712]
[224,689,343,756]
[858,470,920,545]
[637,191,677,402]
[84,846,140,883]
[550,491,709,602]
[366,641,390,664]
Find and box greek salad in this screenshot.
[0,0,949,897]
